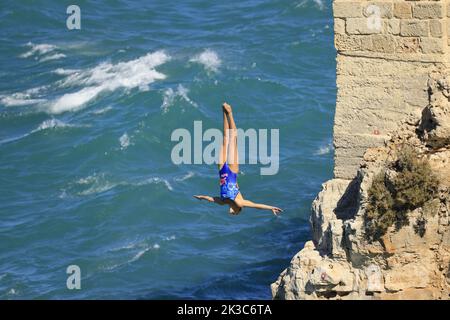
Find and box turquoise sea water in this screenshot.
[0,0,335,299]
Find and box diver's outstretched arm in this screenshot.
[241,199,283,216]
[194,195,225,205]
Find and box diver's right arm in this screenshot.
[193,195,225,205]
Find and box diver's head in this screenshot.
[228,201,242,215]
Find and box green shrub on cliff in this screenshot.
[365,172,396,240]
[365,146,439,241]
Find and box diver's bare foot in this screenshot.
[222,102,232,114]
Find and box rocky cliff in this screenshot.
[271,0,450,299]
[271,73,450,300]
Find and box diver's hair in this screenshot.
[228,198,242,214]
[230,199,242,214]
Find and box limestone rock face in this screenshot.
[420,75,450,149]
[271,77,450,300]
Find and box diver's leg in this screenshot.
[219,107,229,169]
[227,107,239,173]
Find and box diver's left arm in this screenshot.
[241,200,283,216]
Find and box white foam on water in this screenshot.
[58,189,68,199]
[161,88,175,113]
[161,84,198,114]
[40,53,66,62]
[129,243,159,263]
[119,132,130,150]
[48,50,170,114]
[49,86,104,114]
[20,42,57,58]
[72,173,173,197]
[101,239,163,270]
[0,85,50,107]
[92,106,113,115]
[150,177,173,191]
[0,118,74,145]
[53,68,80,76]
[176,85,198,107]
[107,240,141,255]
[314,142,333,155]
[163,235,176,241]
[6,51,169,114]
[25,86,48,95]
[190,49,221,72]
[76,173,118,196]
[0,94,46,107]
[175,171,195,182]
[135,177,173,191]
[129,248,150,263]
[33,119,70,132]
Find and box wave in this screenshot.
[0,85,50,107]
[48,50,170,114]
[134,177,173,191]
[129,247,151,263]
[50,86,103,113]
[119,132,131,150]
[71,173,174,196]
[129,244,160,263]
[20,42,57,58]
[103,241,161,271]
[53,68,80,76]
[34,119,71,132]
[0,94,46,107]
[92,106,113,115]
[0,118,74,145]
[20,42,66,63]
[190,49,221,72]
[174,171,195,182]
[40,53,66,62]
[4,51,170,113]
[75,173,118,196]
[161,84,198,114]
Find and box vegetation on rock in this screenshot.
[365,146,439,241]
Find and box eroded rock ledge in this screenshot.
[271,75,450,299]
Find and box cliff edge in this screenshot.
[271,0,450,299]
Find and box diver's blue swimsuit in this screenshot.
[219,162,239,200]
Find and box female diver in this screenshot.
[194,103,283,216]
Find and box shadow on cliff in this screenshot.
[334,177,360,221]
